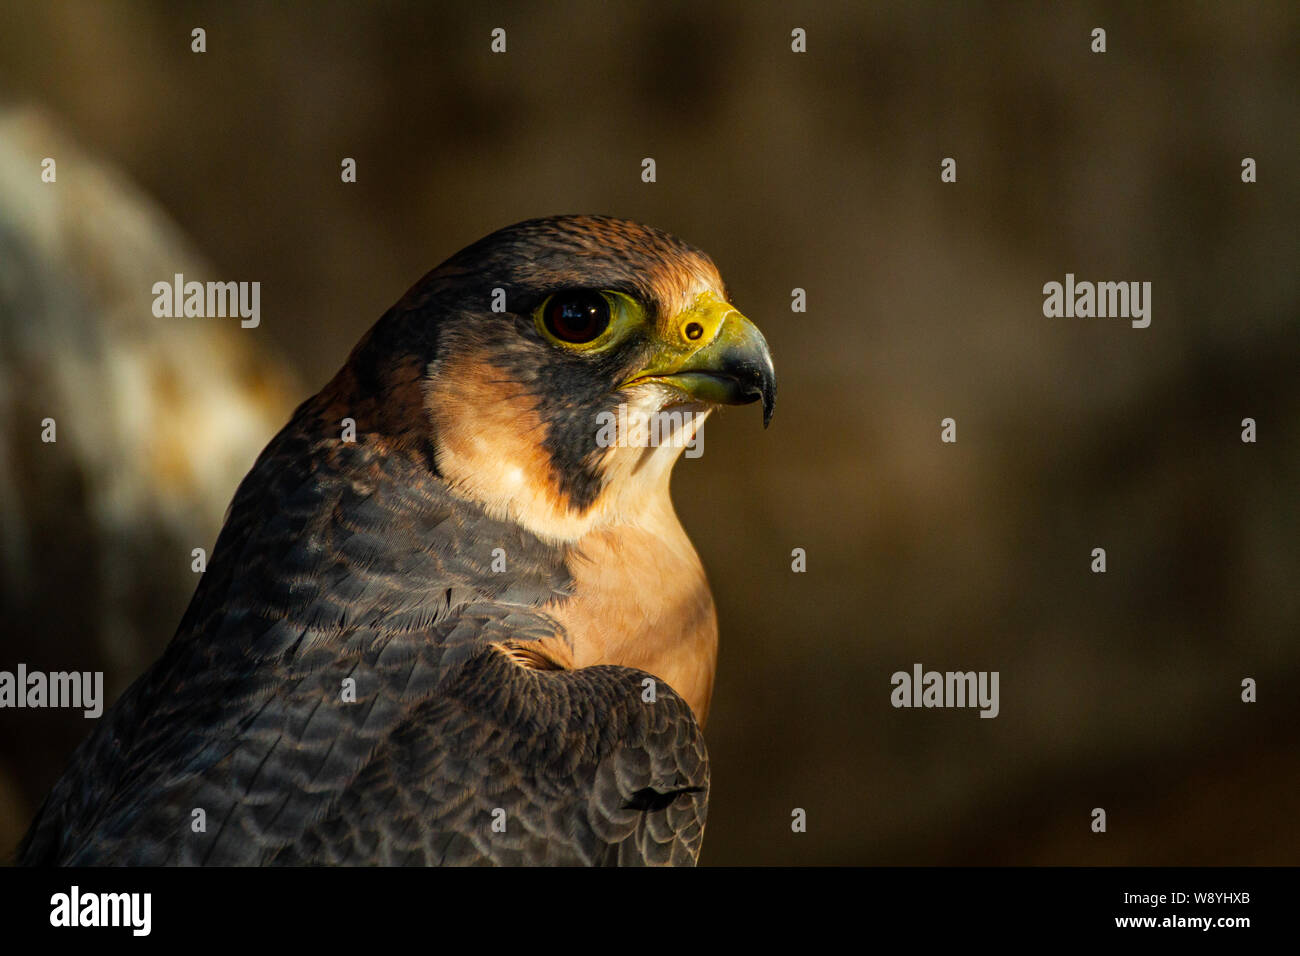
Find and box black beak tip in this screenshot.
[758,353,776,427]
[737,366,775,427]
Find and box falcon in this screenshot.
[19,215,776,866]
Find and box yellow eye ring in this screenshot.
[534,290,640,350]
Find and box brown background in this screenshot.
[1,1,1297,864]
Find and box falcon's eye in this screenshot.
[543,291,609,343]
[534,289,643,352]
[538,291,614,347]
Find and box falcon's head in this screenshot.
[327,215,776,542]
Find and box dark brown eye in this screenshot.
[543,291,610,344]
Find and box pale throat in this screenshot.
[425,362,719,722]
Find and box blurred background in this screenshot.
[1,1,1296,864]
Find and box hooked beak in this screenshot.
[622,294,777,426]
